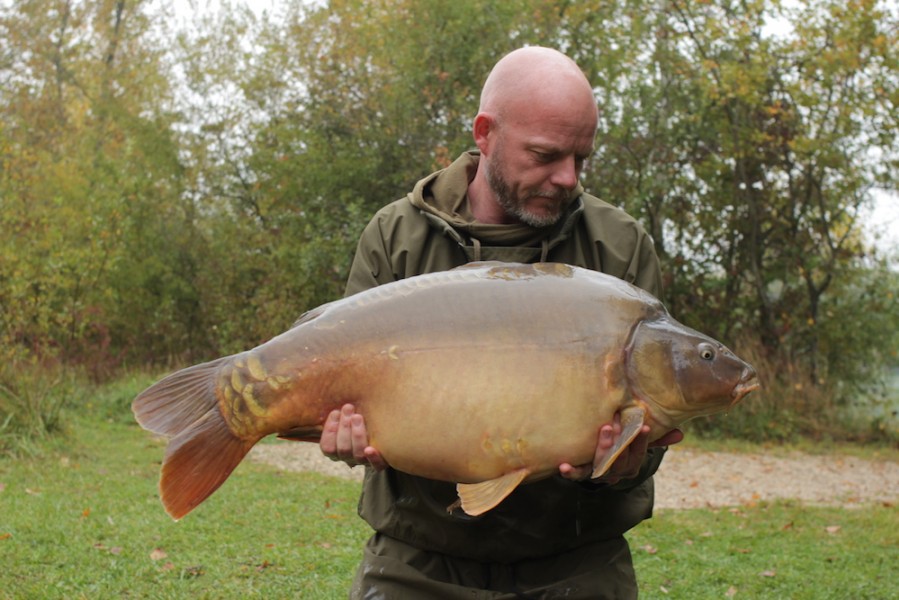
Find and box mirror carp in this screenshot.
[133,262,759,519]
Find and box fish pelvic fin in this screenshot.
[160,407,256,520]
[132,357,231,437]
[456,468,530,516]
[591,405,646,479]
[277,426,324,443]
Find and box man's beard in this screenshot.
[485,146,569,228]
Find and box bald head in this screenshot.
[467,47,599,227]
[478,47,598,126]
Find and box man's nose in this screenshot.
[549,155,578,190]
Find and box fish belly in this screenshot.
[336,343,624,484]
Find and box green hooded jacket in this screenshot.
[344,152,665,563]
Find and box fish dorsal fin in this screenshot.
[591,406,646,479]
[290,302,334,328]
[456,468,530,516]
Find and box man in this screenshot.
[320,46,683,599]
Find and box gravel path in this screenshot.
[249,443,899,509]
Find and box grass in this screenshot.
[0,375,896,599]
[630,503,897,599]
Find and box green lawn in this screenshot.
[1,410,896,599]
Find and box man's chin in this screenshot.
[520,199,564,227]
[518,209,562,228]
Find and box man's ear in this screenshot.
[472,113,495,155]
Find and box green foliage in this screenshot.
[0,0,897,435]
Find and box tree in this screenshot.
[0,0,196,373]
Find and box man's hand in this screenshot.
[319,404,388,470]
[559,412,684,484]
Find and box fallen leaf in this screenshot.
[109,547,123,555]
[726,586,738,597]
[760,570,776,578]
[736,548,751,554]
[256,560,273,572]
[162,562,176,571]
[781,521,794,531]
[689,480,699,488]
[0,483,6,493]
[0,533,11,541]
[659,585,669,594]
[25,488,40,496]
[825,525,841,535]
[320,542,332,549]
[150,548,167,561]
[82,508,91,519]
[182,565,204,578]
[640,544,658,555]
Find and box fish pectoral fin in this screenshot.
[456,468,530,516]
[591,406,646,479]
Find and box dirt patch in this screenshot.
[652,448,898,509]
[249,443,899,509]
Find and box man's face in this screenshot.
[483,110,596,228]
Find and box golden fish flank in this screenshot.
[217,354,285,438]
[132,261,759,520]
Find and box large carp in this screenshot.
[133,262,758,520]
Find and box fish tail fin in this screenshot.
[132,357,257,519]
[161,408,256,520]
[132,357,231,437]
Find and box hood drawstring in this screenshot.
[539,239,549,263]
[471,237,482,262]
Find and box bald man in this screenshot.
[320,47,682,599]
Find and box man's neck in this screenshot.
[467,172,513,225]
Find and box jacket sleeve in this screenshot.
[344,210,400,297]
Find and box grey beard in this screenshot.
[486,164,565,228]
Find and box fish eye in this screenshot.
[699,343,716,361]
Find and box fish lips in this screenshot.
[730,368,760,406]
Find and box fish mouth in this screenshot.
[730,369,760,406]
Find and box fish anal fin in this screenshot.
[591,406,646,479]
[456,468,529,516]
[160,408,257,520]
[277,426,324,443]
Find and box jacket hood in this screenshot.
[407,151,586,262]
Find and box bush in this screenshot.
[0,360,86,457]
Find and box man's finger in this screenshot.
[320,408,341,457]
[650,428,684,447]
